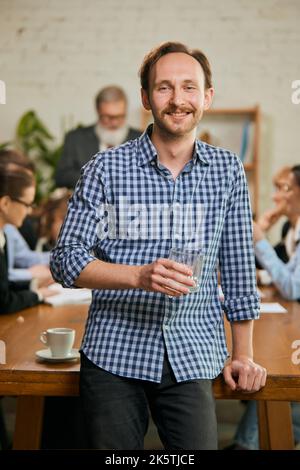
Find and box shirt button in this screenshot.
[164,324,169,330]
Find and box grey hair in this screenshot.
[95,86,127,109]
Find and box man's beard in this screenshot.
[154,105,201,138]
[96,123,129,147]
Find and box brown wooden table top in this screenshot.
[1,288,300,399]
[251,288,300,375]
[0,303,88,395]
[215,288,300,401]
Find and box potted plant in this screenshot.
[15,110,63,203]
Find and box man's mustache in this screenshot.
[163,106,194,114]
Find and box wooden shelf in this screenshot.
[200,106,260,215]
[244,163,255,171]
[205,106,259,116]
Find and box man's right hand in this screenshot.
[136,258,195,297]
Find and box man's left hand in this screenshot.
[223,357,267,392]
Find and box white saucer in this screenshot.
[35,348,80,363]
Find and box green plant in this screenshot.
[16,110,63,202]
[0,142,11,151]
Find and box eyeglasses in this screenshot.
[99,114,126,123]
[10,197,36,209]
[274,183,293,193]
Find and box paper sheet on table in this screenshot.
[260,303,287,314]
[45,283,92,306]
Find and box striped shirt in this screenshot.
[50,126,259,383]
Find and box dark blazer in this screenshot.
[55,124,141,189]
[0,235,39,314]
[273,220,291,263]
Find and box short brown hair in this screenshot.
[0,162,35,199]
[139,41,213,92]
[291,165,300,187]
[272,166,291,185]
[0,148,35,171]
[95,85,127,110]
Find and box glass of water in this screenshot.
[168,248,204,294]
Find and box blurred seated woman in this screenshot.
[256,166,294,264]
[0,148,39,249]
[0,162,56,314]
[0,149,53,288]
[253,165,300,300]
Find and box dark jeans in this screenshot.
[80,352,218,450]
[41,397,88,449]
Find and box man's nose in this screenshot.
[169,88,185,107]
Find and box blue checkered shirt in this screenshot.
[50,126,260,383]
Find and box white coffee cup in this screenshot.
[40,328,75,357]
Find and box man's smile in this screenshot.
[165,110,193,120]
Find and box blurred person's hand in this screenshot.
[257,202,286,232]
[28,265,54,287]
[37,286,60,299]
[253,221,265,244]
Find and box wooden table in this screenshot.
[215,287,300,450]
[0,303,86,450]
[1,288,300,450]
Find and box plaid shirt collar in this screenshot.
[137,124,210,168]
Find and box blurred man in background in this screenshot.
[55,85,141,188]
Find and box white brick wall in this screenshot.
[0,0,300,223]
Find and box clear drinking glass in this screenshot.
[168,248,204,294]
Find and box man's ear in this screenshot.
[0,195,10,213]
[203,87,214,111]
[141,88,151,111]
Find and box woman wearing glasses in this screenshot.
[0,162,55,314]
[0,149,53,290]
[256,166,297,264]
[253,165,300,300]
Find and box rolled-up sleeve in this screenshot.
[218,157,260,322]
[50,155,105,288]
